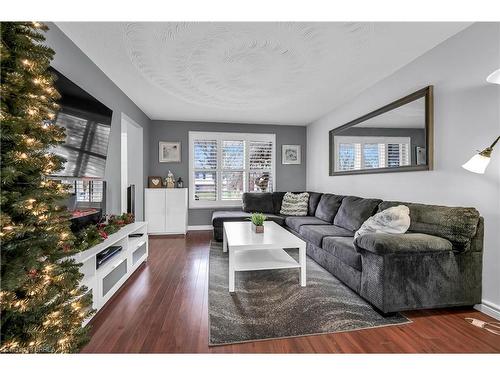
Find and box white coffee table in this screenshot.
[223,221,306,293]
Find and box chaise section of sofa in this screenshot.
[211,191,322,241]
[212,210,286,241]
[353,203,483,313]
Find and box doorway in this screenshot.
[121,114,144,220]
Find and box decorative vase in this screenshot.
[251,223,264,233]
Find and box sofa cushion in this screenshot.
[354,233,453,255]
[314,194,344,222]
[280,192,309,216]
[285,216,330,232]
[322,237,361,271]
[378,201,480,251]
[272,192,287,214]
[264,214,286,227]
[212,211,252,227]
[242,192,274,213]
[334,196,382,231]
[307,192,323,216]
[299,224,354,247]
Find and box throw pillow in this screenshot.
[354,205,410,239]
[280,192,309,216]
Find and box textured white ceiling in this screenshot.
[56,22,470,125]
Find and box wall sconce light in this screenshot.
[486,68,500,84]
[462,136,500,174]
[463,69,500,174]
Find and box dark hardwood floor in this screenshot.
[82,231,500,353]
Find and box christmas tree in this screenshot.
[1,22,93,353]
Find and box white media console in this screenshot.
[71,221,148,325]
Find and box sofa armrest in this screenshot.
[354,233,453,255]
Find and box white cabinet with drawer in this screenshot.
[70,221,149,326]
[145,188,188,235]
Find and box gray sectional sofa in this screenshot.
[211,192,483,314]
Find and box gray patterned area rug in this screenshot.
[208,241,410,346]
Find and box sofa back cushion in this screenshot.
[378,201,480,251]
[280,192,309,216]
[242,192,274,213]
[314,194,344,223]
[334,196,382,231]
[272,192,287,214]
[307,192,323,216]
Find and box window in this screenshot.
[189,132,275,208]
[334,136,410,172]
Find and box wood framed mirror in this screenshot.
[329,86,433,176]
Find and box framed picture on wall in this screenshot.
[159,141,181,163]
[282,145,301,165]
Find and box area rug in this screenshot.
[208,241,410,346]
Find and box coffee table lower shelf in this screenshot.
[233,249,301,272]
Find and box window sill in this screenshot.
[189,201,242,210]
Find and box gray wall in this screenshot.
[44,24,151,216]
[149,120,307,225]
[307,23,500,315]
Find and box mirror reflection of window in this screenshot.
[334,136,411,171]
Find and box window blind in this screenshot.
[248,141,273,192]
[221,140,244,200]
[249,141,273,170]
[194,140,217,170]
[193,140,217,201]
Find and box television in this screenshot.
[49,67,113,179]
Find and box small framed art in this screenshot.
[159,141,181,163]
[282,145,301,165]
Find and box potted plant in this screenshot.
[249,212,266,233]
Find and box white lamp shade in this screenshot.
[462,154,491,174]
[486,68,500,84]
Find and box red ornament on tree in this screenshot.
[27,269,38,278]
[98,230,108,240]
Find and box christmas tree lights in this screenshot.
[1,22,94,353]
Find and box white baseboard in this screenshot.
[474,300,500,321]
[187,225,213,231]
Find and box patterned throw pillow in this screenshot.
[280,192,309,216]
